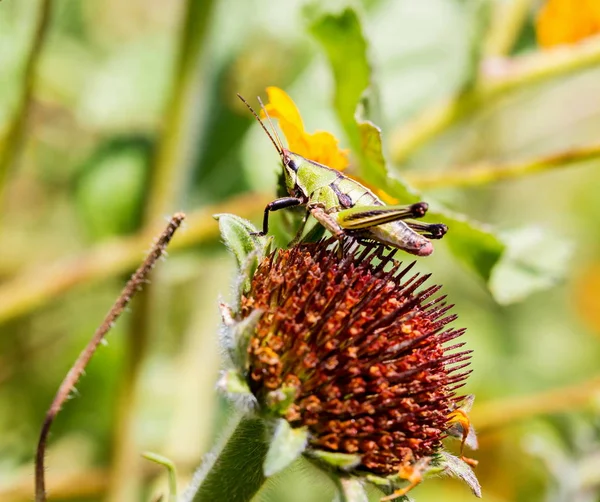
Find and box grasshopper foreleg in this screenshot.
[253,196,304,236]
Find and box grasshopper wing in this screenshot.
[336,203,429,230]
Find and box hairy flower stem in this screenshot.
[184,414,270,502]
[35,213,185,502]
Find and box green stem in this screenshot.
[390,36,600,163]
[105,289,151,502]
[142,452,178,502]
[183,414,270,502]
[144,0,215,224]
[484,0,535,57]
[407,142,600,189]
[0,192,270,326]
[472,377,600,431]
[0,0,53,206]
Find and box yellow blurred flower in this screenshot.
[262,87,349,170]
[262,87,399,203]
[536,0,600,48]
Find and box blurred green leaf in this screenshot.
[308,4,505,284]
[78,36,173,130]
[490,226,573,305]
[307,6,370,150]
[460,0,492,92]
[308,450,362,471]
[75,137,150,238]
[356,100,505,282]
[263,419,308,477]
[215,213,267,298]
[224,308,263,370]
[333,477,369,502]
[440,210,506,283]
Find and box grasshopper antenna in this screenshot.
[237,93,284,157]
[257,96,285,155]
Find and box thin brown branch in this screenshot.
[34,213,185,502]
[0,0,53,204]
[472,376,600,432]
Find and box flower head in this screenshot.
[241,239,471,477]
[262,86,350,170]
[537,0,600,48]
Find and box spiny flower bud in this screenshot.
[240,239,472,477]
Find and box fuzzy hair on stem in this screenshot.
[34,212,185,502]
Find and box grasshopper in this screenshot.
[239,94,447,256]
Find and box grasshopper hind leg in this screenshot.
[309,205,360,256]
[406,221,448,239]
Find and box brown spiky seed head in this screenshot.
[241,240,471,475]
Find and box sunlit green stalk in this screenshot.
[142,452,178,502]
[144,0,215,223]
[390,35,600,163]
[473,377,600,431]
[407,142,600,190]
[0,192,270,326]
[0,0,53,208]
[484,0,535,57]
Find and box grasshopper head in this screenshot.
[281,148,302,196]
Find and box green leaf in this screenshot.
[75,138,149,239]
[309,3,569,301]
[215,213,265,271]
[311,13,507,284]
[215,213,267,299]
[356,110,505,283]
[438,451,481,498]
[489,227,573,305]
[308,450,362,471]
[307,6,371,150]
[264,384,300,416]
[220,307,263,370]
[332,477,369,502]
[459,0,492,92]
[263,419,308,477]
[439,209,506,282]
[185,415,268,502]
[217,369,252,396]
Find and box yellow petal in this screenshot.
[306,131,349,171]
[537,0,600,48]
[263,87,349,170]
[276,116,312,159]
[263,86,305,134]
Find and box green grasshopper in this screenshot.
[239,95,447,256]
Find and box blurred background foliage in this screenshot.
[2,0,600,501]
